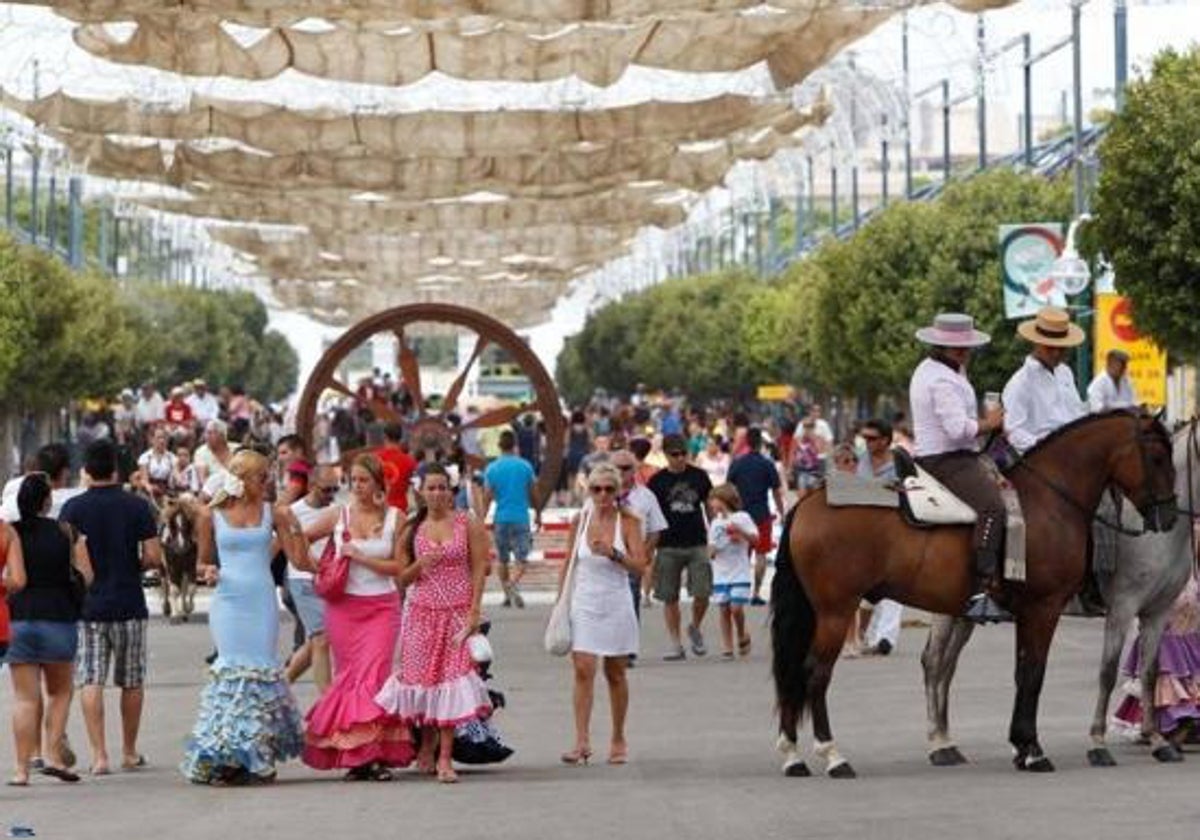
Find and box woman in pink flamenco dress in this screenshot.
[301,454,414,780]
[376,464,491,783]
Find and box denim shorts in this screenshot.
[287,577,327,636]
[8,621,79,664]
[493,522,532,565]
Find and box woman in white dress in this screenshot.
[560,463,646,767]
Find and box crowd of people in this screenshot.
[0,321,1195,787]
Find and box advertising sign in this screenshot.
[998,223,1066,319]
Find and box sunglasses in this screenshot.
[616,464,636,472]
[666,451,687,458]
[589,485,618,494]
[317,485,339,493]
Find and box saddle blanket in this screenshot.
[825,472,1027,582]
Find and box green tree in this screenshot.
[1093,46,1200,357]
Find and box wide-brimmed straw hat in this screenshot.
[915,313,991,348]
[1016,306,1085,348]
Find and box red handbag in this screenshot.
[313,506,351,600]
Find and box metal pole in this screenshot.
[767,197,779,271]
[902,13,913,199]
[1023,33,1034,166]
[977,14,988,170]
[1114,0,1128,110]
[942,80,952,183]
[67,176,83,268]
[29,151,40,244]
[47,169,58,251]
[881,136,890,206]
[1072,0,1085,217]
[4,147,12,230]
[806,155,815,220]
[830,159,839,235]
[98,205,110,271]
[794,177,805,254]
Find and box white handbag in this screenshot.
[543,509,587,656]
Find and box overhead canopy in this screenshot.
[0,0,1016,323]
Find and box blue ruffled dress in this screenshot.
[181,505,303,783]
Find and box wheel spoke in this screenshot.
[461,403,525,431]
[394,328,425,417]
[323,377,357,401]
[442,334,489,417]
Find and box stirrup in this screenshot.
[964,593,1012,624]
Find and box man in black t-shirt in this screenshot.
[61,440,162,775]
[647,434,713,660]
[728,427,785,606]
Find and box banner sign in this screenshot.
[998,223,1066,319]
[756,384,795,402]
[1094,293,1167,406]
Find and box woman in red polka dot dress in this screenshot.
[376,464,491,783]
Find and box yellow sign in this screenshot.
[1094,293,1167,406]
[756,384,795,402]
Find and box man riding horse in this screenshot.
[910,313,1007,622]
[1002,307,1087,455]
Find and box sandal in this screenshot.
[607,744,629,765]
[436,765,459,784]
[121,755,148,772]
[738,636,752,657]
[560,747,592,766]
[40,766,81,783]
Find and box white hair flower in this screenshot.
[222,473,245,500]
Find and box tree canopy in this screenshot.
[0,233,300,410]
[1093,46,1200,357]
[557,169,1072,403]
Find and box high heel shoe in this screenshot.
[561,747,592,765]
[607,744,628,765]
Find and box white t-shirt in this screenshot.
[138,449,176,483]
[622,485,668,539]
[135,393,165,426]
[708,511,757,585]
[290,497,331,582]
[187,393,221,424]
[338,505,399,596]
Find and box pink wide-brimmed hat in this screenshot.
[915,313,991,348]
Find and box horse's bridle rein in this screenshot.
[1010,412,1179,537]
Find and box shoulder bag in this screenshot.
[314,506,352,601]
[543,508,589,657]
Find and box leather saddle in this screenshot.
[823,451,974,527]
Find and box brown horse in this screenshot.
[771,410,1178,778]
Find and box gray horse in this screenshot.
[922,419,1198,767]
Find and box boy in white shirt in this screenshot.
[706,484,759,659]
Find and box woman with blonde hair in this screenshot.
[181,449,307,785]
[302,453,413,780]
[558,462,646,766]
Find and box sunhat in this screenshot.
[1016,306,1085,348]
[915,313,991,348]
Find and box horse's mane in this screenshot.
[1020,408,1152,460]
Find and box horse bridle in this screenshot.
[1012,412,1178,537]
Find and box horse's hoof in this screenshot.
[1152,744,1184,763]
[929,747,968,767]
[1086,747,1117,767]
[827,761,857,779]
[783,761,811,778]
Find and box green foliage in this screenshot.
[0,234,300,410]
[558,170,1073,401]
[1093,46,1200,357]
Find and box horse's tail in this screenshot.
[771,503,816,738]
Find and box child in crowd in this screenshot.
[171,446,201,495]
[706,484,758,659]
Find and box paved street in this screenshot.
[1,604,1197,840]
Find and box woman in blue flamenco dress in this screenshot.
[180,450,308,785]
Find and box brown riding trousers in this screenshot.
[915,450,1006,580]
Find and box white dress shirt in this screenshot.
[1086,373,1137,413]
[909,357,980,457]
[1002,356,1086,453]
[187,393,221,424]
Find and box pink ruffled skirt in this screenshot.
[302,591,414,769]
[375,601,491,728]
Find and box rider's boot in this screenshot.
[965,526,1012,624]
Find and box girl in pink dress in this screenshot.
[376,465,491,783]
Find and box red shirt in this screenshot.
[164,400,194,426]
[375,445,417,511]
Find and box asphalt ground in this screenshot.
[1,601,1197,840]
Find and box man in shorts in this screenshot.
[483,430,538,608]
[647,434,714,660]
[286,464,338,692]
[727,427,785,606]
[61,440,162,775]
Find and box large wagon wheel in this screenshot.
[295,303,565,510]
